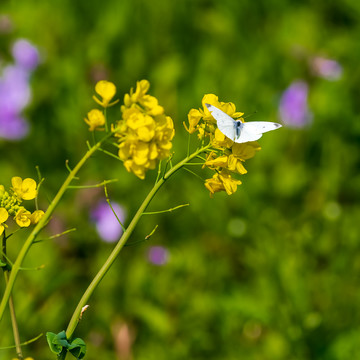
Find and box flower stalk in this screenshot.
[0,132,114,322]
[65,143,211,340]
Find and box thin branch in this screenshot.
[97,147,122,161]
[65,160,79,180]
[125,224,159,246]
[0,333,43,350]
[143,203,189,215]
[104,185,126,231]
[67,179,118,189]
[155,160,162,184]
[182,167,205,181]
[145,224,158,239]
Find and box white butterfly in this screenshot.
[205,103,282,143]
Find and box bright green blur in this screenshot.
[1,0,359,359]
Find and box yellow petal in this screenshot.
[30,210,45,224]
[95,80,116,107]
[11,176,22,190]
[85,109,105,131]
[15,208,32,227]
[20,178,37,200]
[0,207,9,223]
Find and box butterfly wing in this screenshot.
[206,103,282,143]
[205,103,236,140]
[241,122,282,134]
[234,125,263,143]
[234,121,282,143]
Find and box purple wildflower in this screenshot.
[0,113,29,139]
[147,246,169,266]
[0,38,39,140]
[91,200,126,243]
[1,65,31,112]
[12,39,40,71]
[310,56,342,81]
[279,80,312,128]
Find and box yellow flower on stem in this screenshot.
[116,80,175,179]
[227,155,247,174]
[93,80,118,107]
[0,207,9,236]
[205,171,242,197]
[232,142,261,160]
[183,109,203,134]
[184,94,244,138]
[14,208,32,227]
[11,177,37,201]
[204,152,229,169]
[211,128,234,149]
[124,79,150,106]
[84,109,106,131]
[30,210,45,224]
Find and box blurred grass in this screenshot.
[1,0,360,359]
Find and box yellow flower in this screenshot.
[204,152,229,169]
[184,94,244,141]
[84,109,106,131]
[227,155,247,174]
[124,79,150,106]
[183,109,202,134]
[14,208,32,227]
[11,177,37,200]
[211,128,234,149]
[205,171,242,197]
[232,142,261,160]
[93,80,118,107]
[30,210,45,224]
[116,81,175,179]
[0,207,9,236]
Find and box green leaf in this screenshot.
[68,338,86,359]
[46,331,70,354]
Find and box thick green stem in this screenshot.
[0,133,113,322]
[65,144,210,339]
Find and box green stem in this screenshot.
[65,143,211,339]
[2,234,23,359]
[0,133,113,322]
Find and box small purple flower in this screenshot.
[0,114,29,139]
[147,246,169,266]
[0,65,32,140]
[91,200,126,243]
[310,56,342,81]
[0,65,31,112]
[279,80,312,128]
[12,39,40,71]
[0,38,39,141]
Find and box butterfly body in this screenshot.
[205,103,282,143]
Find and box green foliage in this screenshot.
[1,0,360,359]
[46,331,68,355]
[46,331,86,359]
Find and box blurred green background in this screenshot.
[1,0,360,359]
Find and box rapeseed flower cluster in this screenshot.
[0,177,44,236]
[114,80,175,179]
[185,94,261,197]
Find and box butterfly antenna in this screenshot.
[242,110,258,119]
